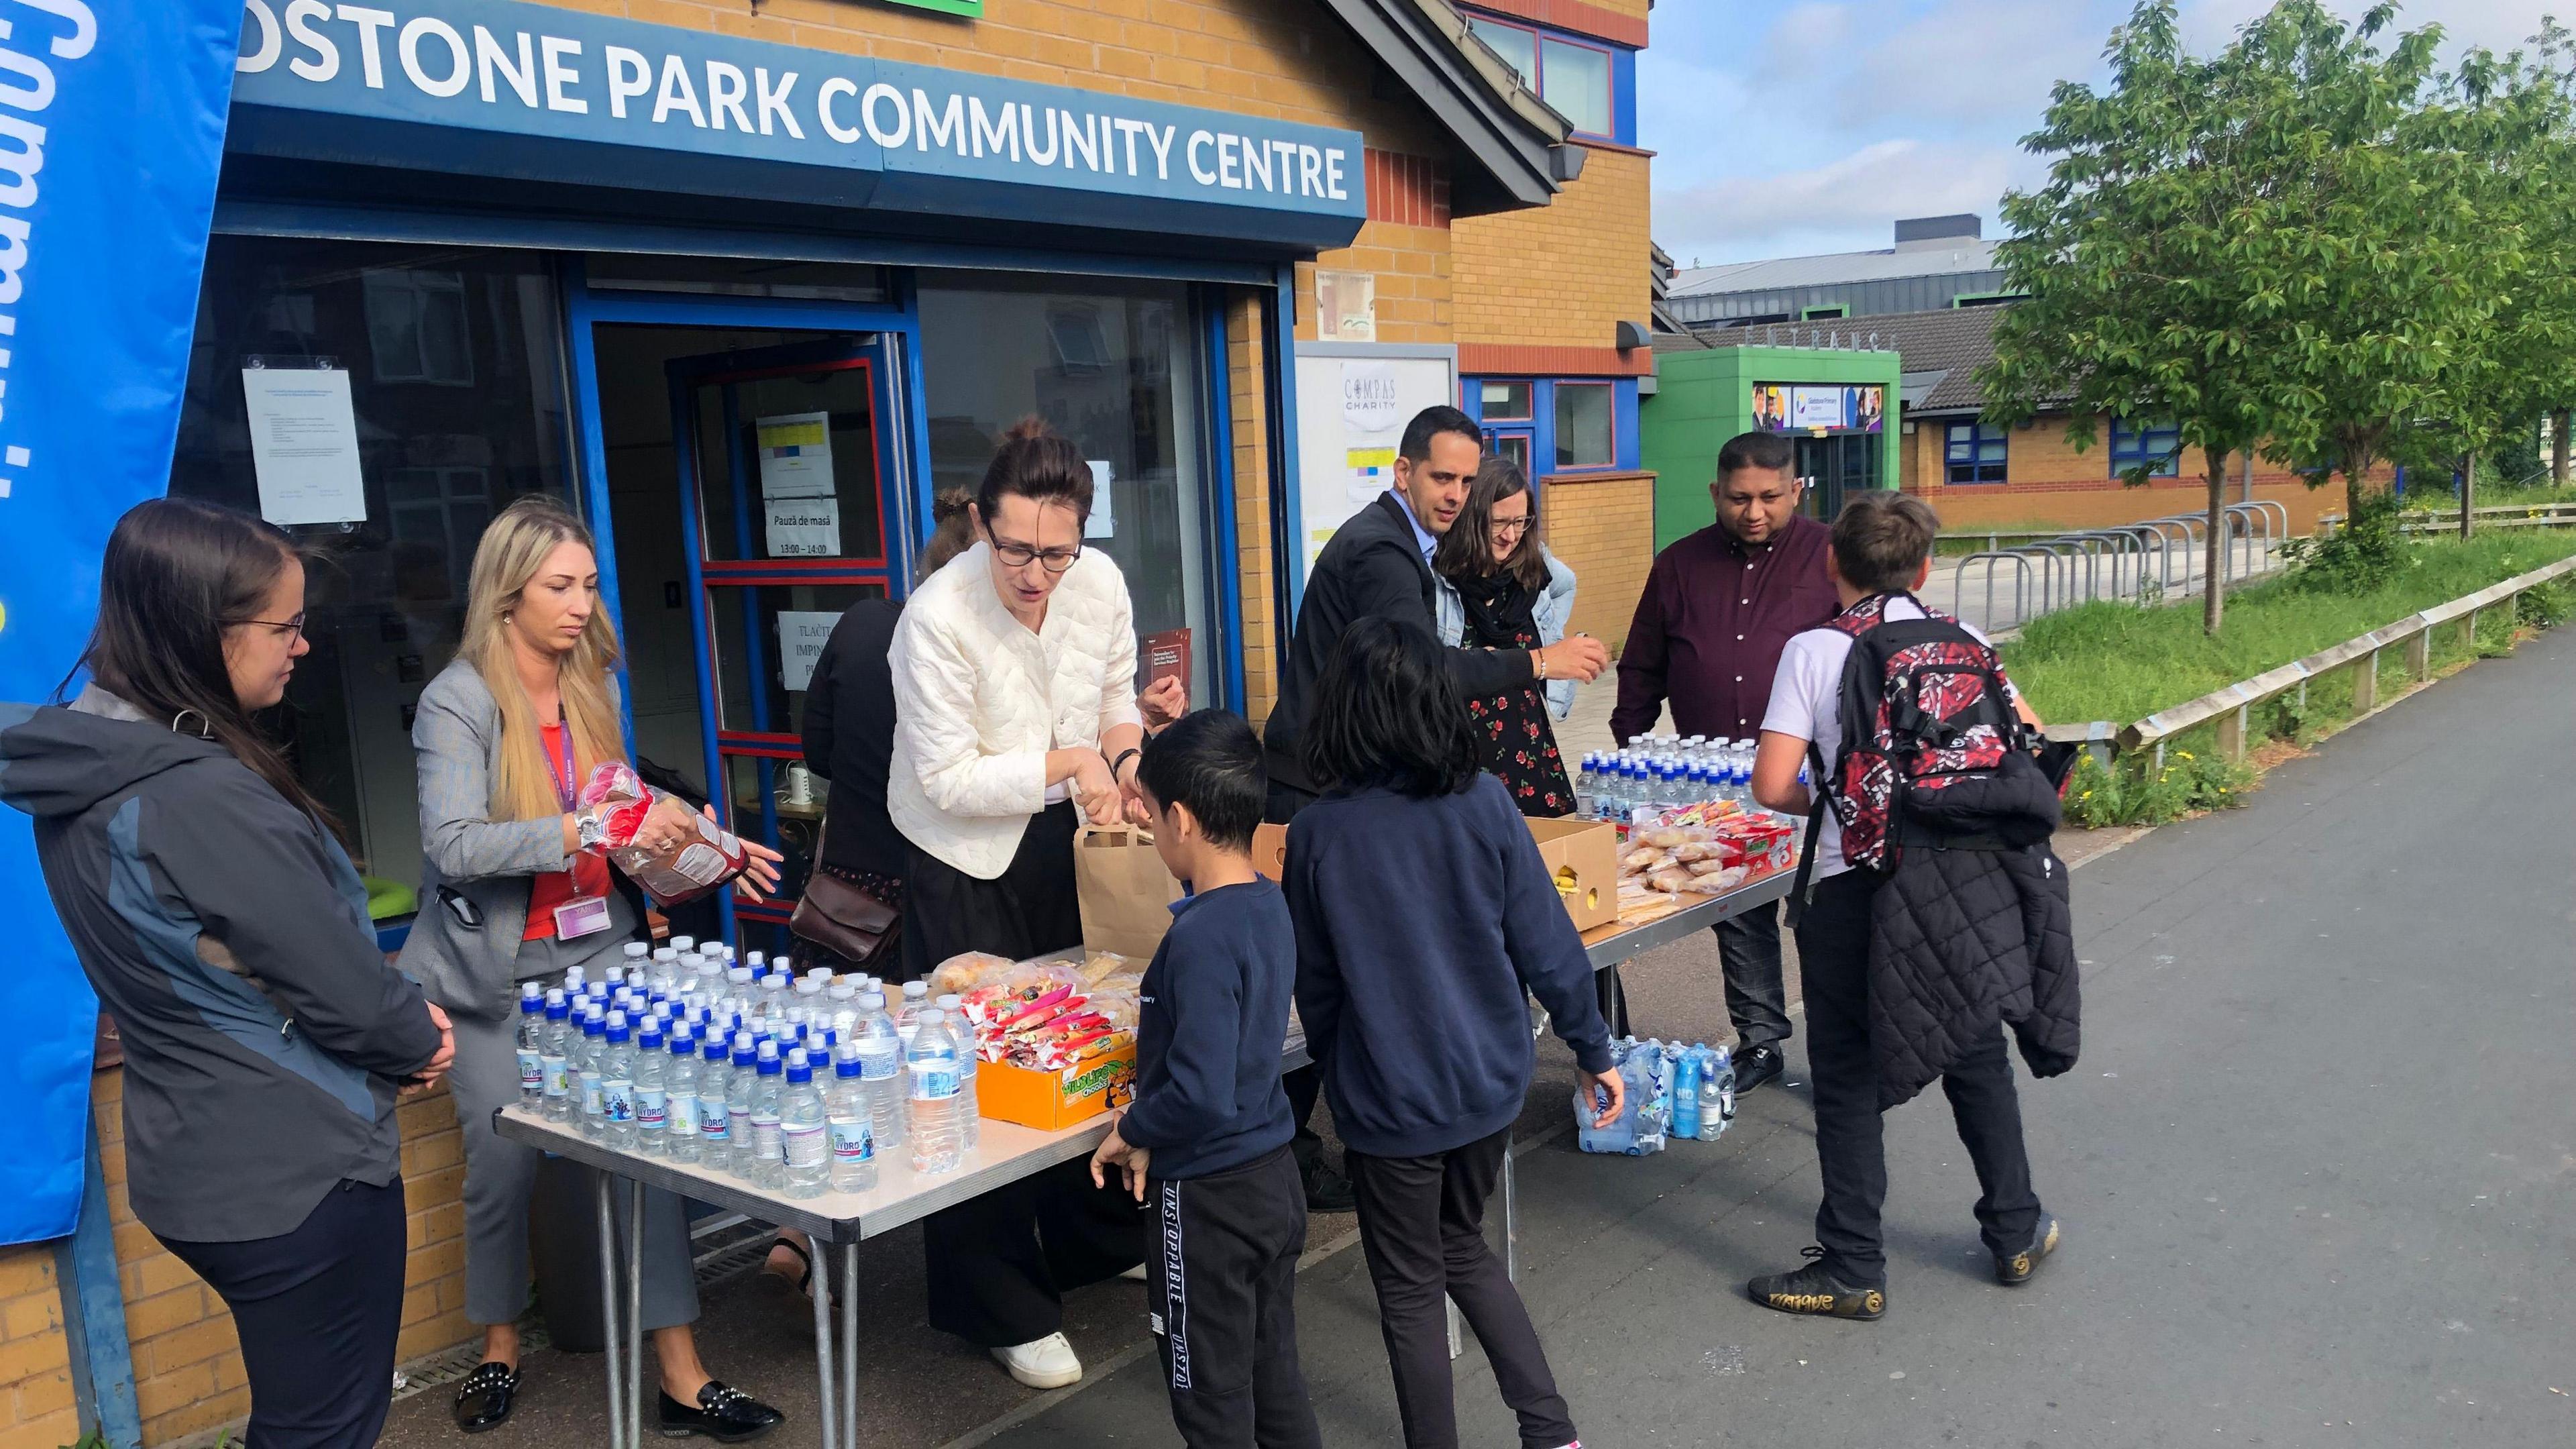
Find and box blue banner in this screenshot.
[0,1,240,1246]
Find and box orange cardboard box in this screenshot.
[977,1042,1138,1132]
[1251,816,1619,932]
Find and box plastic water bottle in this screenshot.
[853,991,906,1151]
[511,982,545,1106]
[664,1028,701,1165]
[599,1012,638,1151]
[779,1048,829,1198]
[725,1034,759,1174]
[696,1033,733,1164]
[935,993,981,1149]
[906,1010,964,1175]
[634,1020,668,1155]
[575,1006,608,1139]
[759,968,790,1020]
[896,981,928,1042]
[1699,1046,1734,1142]
[748,1041,786,1189]
[1672,1044,1702,1140]
[826,1042,877,1193]
[537,989,574,1121]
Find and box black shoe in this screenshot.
[1995,1215,2061,1287]
[657,1381,784,1442]
[452,1362,520,1434]
[1303,1161,1357,1214]
[1733,1042,1785,1094]
[1747,1248,1884,1320]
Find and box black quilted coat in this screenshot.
[1864,751,2080,1110]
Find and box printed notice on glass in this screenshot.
[756,411,836,500]
[242,366,366,525]
[765,497,841,557]
[777,610,843,693]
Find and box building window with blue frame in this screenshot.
[1945,421,2008,484]
[1554,381,1615,469]
[1464,15,1618,140]
[2109,417,2182,478]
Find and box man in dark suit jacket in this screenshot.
[1258,405,1607,1212]
[1264,405,1607,819]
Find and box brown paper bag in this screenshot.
[1073,824,1185,961]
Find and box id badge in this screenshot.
[554,895,613,941]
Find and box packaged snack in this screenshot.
[1645,867,1697,894]
[928,951,1018,998]
[576,762,747,907]
[1621,846,1667,873]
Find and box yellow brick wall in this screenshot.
[1228,291,1281,723]
[1295,218,1454,345]
[0,1244,76,1449]
[1453,147,1651,352]
[1542,470,1656,651]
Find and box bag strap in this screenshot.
[1784,738,1833,928]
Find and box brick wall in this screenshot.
[1542,470,1655,651]
[0,1245,75,1448]
[1903,413,2357,533]
[1453,146,1651,358]
[1295,214,1454,345]
[1227,291,1281,724]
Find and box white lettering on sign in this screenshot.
[0,0,93,498]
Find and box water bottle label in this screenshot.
[637,1089,666,1130]
[668,1094,699,1136]
[581,1077,604,1117]
[753,1118,783,1161]
[602,1079,634,1124]
[782,1121,826,1169]
[857,1043,899,1081]
[517,1049,542,1092]
[827,1114,873,1164]
[699,1097,729,1140]
[908,1062,959,1101]
[541,1056,570,1097]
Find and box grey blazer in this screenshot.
[398,660,635,1020]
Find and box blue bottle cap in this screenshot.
[606,1020,629,1044]
[835,1045,863,1078]
[757,1053,782,1077]
[786,1059,812,1085]
[706,1036,731,1062]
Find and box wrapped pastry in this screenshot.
[928,951,1019,998]
[1646,866,1697,893]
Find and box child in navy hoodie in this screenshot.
[1282,617,1625,1449]
[1091,710,1319,1449]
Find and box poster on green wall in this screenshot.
[1754,383,1883,434]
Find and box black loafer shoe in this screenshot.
[1747,1247,1884,1320]
[452,1362,520,1434]
[658,1381,785,1443]
[1303,1161,1357,1214]
[1733,1042,1785,1094]
[1995,1215,2061,1287]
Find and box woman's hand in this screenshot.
[405,1002,456,1097]
[635,794,703,854]
[1071,751,1123,826]
[706,803,786,900]
[1536,636,1609,684]
[1138,675,1187,733]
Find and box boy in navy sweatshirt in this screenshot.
[1283,618,1624,1449]
[1091,710,1320,1449]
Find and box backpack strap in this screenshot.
[1784,737,1832,927]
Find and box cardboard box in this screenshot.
[977,1042,1138,1132]
[1252,816,1619,932]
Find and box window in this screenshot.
[1480,379,1532,421]
[1944,421,2008,484]
[2109,418,2182,478]
[1554,382,1614,468]
[363,268,473,385]
[1466,17,1616,140]
[1800,304,1848,321]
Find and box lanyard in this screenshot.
[547,707,578,811]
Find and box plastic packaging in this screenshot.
[575,761,748,906]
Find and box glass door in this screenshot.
[667,335,900,941]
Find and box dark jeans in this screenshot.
[1713,898,1792,1049]
[924,1159,1147,1346]
[1346,1130,1575,1449]
[1148,1148,1322,1449]
[1792,868,2042,1291]
[1263,779,1329,1180]
[154,1179,405,1449]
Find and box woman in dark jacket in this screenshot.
[0,499,451,1449]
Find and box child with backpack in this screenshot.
[1745,491,2078,1320]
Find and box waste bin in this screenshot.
[529,1153,608,1354]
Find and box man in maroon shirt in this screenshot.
[1611,431,1839,1092]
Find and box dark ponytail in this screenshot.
[976,417,1093,525]
[76,498,334,828]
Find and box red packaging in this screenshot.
[576,762,749,906]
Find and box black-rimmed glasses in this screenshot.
[985,523,1081,574]
[239,613,308,643]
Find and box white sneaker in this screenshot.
[1119,1263,1148,1281]
[991,1332,1083,1389]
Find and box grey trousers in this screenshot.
[449,926,700,1332]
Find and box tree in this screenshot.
[1982,1,2288,636]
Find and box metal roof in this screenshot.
[1668,238,2004,298]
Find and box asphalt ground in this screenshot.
[377,623,2573,1448]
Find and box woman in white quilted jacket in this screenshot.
[888,417,1179,1390]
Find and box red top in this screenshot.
[524,720,612,941]
[1611,515,1841,743]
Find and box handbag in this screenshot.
[789,824,903,968]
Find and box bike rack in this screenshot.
[1953,550,2037,629]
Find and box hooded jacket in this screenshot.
[0,688,441,1243]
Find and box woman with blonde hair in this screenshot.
[400,496,785,1441]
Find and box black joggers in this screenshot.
[154,1177,406,1449]
[1147,1146,1321,1449]
[1346,1129,1575,1449]
[1794,867,2042,1290]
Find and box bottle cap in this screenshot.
[835,1044,863,1077]
[640,1022,661,1045]
[670,1028,693,1051]
[902,981,927,1000]
[807,967,833,983]
[757,1038,780,1061]
[936,994,962,1012]
[796,977,822,996]
[706,1036,730,1061]
[786,1057,812,1085]
[745,951,764,969]
[652,945,675,962]
[757,1053,782,1076]
[860,991,888,1012]
[521,981,543,1001]
[672,936,696,954]
[545,987,567,1007]
[917,1008,945,1026]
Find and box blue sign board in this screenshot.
[228,0,1370,246]
[0,0,244,1245]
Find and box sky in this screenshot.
[1640,1,2557,270]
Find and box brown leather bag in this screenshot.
[789,826,902,968]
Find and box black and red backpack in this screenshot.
[1790,592,2074,904]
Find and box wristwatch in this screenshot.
[575,806,609,851]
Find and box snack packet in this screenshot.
[577,762,747,906]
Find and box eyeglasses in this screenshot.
[985,524,1081,574]
[1491,517,1536,538]
[238,613,307,643]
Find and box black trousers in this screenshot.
[1261,780,1329,1180]
[154,1179,405,1449]
[1148,1148,1322,1449]
[1792,867,2043,1290]
[1346,1130,1574,1449]
[1713,898,1793,1049]
[906,801,1144,1344]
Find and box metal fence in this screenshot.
[1951,500,2290,631]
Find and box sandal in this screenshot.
[761,1235,813,1301]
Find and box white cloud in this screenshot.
[1833,1,2110,133]
[1656,138,2029,263]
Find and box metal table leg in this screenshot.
[1502,1131,1517,1283]
[810,1234,838,1449]
[626,1178,646,1449]
[841,1243,859,1449]
[594,1173,626,1449]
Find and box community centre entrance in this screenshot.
[1794,433,1885,521]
